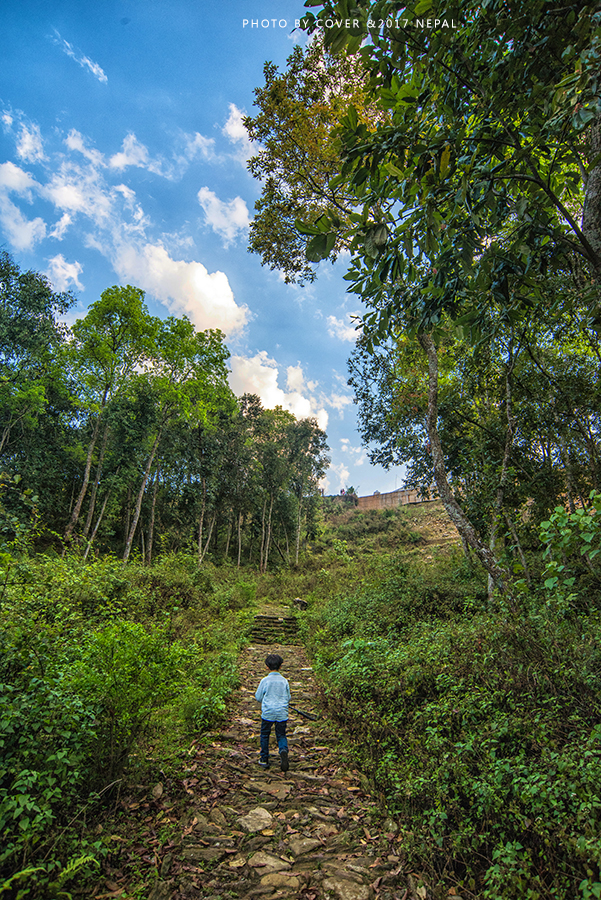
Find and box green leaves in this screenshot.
[364,223,389,258]
[305,231,337,261]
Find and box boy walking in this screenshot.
[255,653,290,771]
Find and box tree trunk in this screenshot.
[200,512,216,563]
[583,113,601,282]
[123,431,161,564]
[488,365,516,602]
[237,511,243,568]
[295,495,303,566]
[64,412,102,542]
[262,495,275,573]
[197,476,206,566]
[224,518,232,559]
[260,496,268,572]
[83,422,110,539]
[83,491,110,561]
[418,332,511,597]
[504,512,531,587]
[146,466,160,566]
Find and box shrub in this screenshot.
[72,621,190,781]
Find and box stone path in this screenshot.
[151,642,412,900]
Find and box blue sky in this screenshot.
[1,0,407,496]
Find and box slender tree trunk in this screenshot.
[488,365,516,602]
[146,466,160,566]
[418,332,511,597]
[583,113,601,283]
[197,476,206,565]
[504,512,531,587]
[123,431,161,564]
[263,494,275,573]
[224,518,232,559]
[83,422,110,539]
[295,496,303,566]
[64,412,103,542]
[260,496,267,572]
[200,512,216,563]
[83,492,110,561]
[237,511,243,568]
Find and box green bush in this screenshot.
[181,651,240,732]
[0,631,102,893]
[71,621,190,782]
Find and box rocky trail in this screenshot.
[136,614,413,900]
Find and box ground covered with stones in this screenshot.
[141,642,414,900]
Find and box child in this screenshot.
[255,653,290,771]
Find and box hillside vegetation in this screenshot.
[3,499,601,899]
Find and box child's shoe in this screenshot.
[280,749,289,772]
[258,758,269,768]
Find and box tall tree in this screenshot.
[63,286,156,545]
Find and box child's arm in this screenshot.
[255,678,265,703]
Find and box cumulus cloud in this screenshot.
[0,119,250,336]
[327,312,361,342]
[109,133,152,171]
[222,103,254,162]
[114,242,249,335]
[16,123,45,163]
[229,352,329,430]
[0,161,46,250]
[46,254,83,291]
[197,187,250,246]
[53,31,108,83]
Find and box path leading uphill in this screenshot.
[145,623,416,900]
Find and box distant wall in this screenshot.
[357,488,433,510]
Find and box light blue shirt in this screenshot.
[255,671,290,721]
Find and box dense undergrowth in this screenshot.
[3,499,601,900]
[0,552,255,898]
[303,504,601,900]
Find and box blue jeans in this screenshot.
[260,718,288,763]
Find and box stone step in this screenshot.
[249,613,300,644]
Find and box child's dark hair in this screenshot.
[265,653,283,670]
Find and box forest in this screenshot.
[2,1,601,899]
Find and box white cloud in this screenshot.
[65,129,104,166]
[0,162,46,250]
[109,133,151,171]
[327,313,361,342]
[340,439,367,465]
[2,111,13,130]
[49,212,72,239]
[0,198,46,250]
[53,31,108,83]
[327,392,353,415]
[328,461,351,492]
[286,364,306,393]
[229,352,328,429]
[0,121,249,335]
[182,132,215,161]
[222,103,254,162]
[16,123,45,163]
[0,161,37,195]
[197,187,250,246]
[46,254,83,291]
[114,242,249,335]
